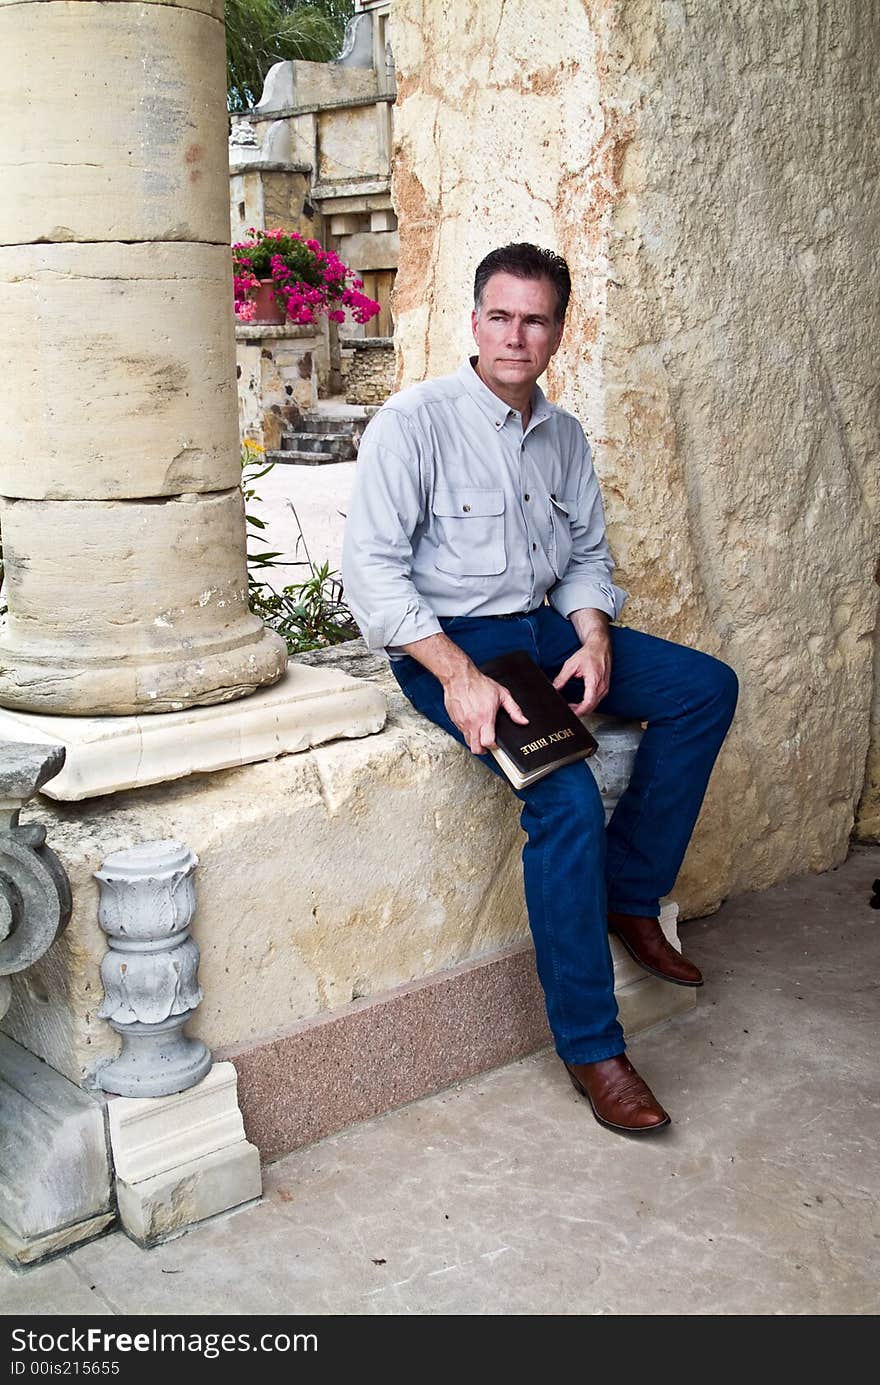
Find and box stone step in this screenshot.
[281,432,357,459]
[298,415,365,435]
[266,448,352,467]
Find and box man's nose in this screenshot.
[505,317,525,345]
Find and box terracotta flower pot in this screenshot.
[250,278,286,326]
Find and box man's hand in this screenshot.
[443,664,528,755]
[552,609,612,715]
[399,631,528,754]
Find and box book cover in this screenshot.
[479,649,599,789]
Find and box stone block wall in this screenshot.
[229,166,314,247]
[236,324,323,449]
[343,337,395,405]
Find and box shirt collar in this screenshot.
[457,358,553,431]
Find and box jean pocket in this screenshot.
[432,487,506,576]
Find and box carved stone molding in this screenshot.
[0,743,71,1014]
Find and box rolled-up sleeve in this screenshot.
[548,438,627,622]
[341,410,443,653]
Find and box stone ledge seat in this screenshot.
[223,639,694,1159]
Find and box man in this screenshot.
[342,243,738,1136]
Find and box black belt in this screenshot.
[490,610,535,620]
[440,606,542,625]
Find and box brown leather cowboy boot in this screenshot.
[608,910,703,987]
[564,1055,671,1134]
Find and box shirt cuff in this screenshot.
[549,580,627,622]
[364,603,442,654]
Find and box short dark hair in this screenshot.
[473,243,572,324]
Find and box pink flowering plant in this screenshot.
[233,227,380,327]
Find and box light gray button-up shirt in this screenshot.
[341,359,626,654]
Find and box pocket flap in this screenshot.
[432,488,505,518]
[550,495,573,518]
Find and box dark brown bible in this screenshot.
[479,649,599,788]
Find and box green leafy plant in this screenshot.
[250,560,359,655]
[241,442,286,580]
[241,442,359,654]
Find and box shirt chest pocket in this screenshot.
[431,488,506,576]
[548,495,576,578]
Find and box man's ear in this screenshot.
[471,308,479,341]
[550,320,565,355]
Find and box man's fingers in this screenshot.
[551,659,577,690]
[500,691,528,724]
[477,719,497,752]
[454,682,527,753]
[556,657,611,712]
[570,674,607,716]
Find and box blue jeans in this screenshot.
[391,607,738,1064]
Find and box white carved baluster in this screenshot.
[586,716,644,823]
[96,840,211,1098]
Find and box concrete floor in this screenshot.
[2,843,878,1316]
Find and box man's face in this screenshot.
[471,272,564,402]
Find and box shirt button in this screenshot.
[462,504,471,512]
[524,493,530,501]
[532,542,537,551]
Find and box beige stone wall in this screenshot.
[390,0,880,911]
[318,106,383,183]
[258,58,377,113]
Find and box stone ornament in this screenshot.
[0,743,71,993]
[95,840,211,1099]
[229,120,259,150]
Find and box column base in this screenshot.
[0,662,387,800]
[0,627,288,719]
[98,1021,212,1099]
[107,1062,262,1248]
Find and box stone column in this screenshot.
[0,0,287,715]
